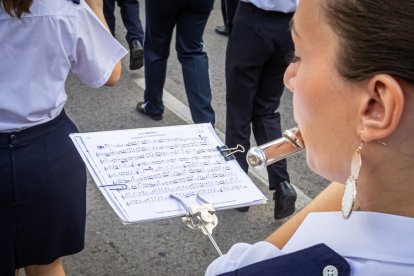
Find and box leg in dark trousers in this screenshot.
[225,2,295,218]
[103,0,144,69]
[103,0,144,44]
[143,0,177,116]
[117,0,144,70]
[117,0,144,45]
[103,0,116,36]
[220,0,227,26]
[176,0,215,124]
[216,0,238,36]
[224,0,238,33]
[142,0,215,125]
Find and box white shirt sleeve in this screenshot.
[205,241,284,276]
[70,1,128,88]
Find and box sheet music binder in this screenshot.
[70,123,267,224]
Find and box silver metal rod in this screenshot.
[201,224,223,256]
[170,194,191,215]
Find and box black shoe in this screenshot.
[235,206,250,212]
[215,25,229,37]
[136,102,163,121]
[129,40,144,70]
[273,181,297,219]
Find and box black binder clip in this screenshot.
[216,144,245,161]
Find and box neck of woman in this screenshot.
[357,160,414,218]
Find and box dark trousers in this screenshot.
[143,0,215,125]
[103,0,144,46]
[220,0,238,33]
[225,2,293,189]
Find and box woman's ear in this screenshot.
[360,75,404,142]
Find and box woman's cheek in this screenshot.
[292,88,311,127]
[292,87,326,177]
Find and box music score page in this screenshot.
[70,123,266,223]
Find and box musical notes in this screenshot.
[70,124,266,223]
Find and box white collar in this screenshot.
[283,211,414,265]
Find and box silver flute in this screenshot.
[246,127,305,170]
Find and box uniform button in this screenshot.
[10,134,17,141]
[323,265,339,276]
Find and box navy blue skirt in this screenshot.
[0,110,86,274]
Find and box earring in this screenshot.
[377,140,388,146]
[342,143,363,219]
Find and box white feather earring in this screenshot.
[342,143,363,219]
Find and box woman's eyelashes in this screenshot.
[291,54,301,63]
[286,51,301,64]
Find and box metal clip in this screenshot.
[170,193,223,256]
[216,144,245,161]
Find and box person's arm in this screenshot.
[265,182,345,249]
[84,0,122,86]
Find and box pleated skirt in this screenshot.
[0,110,86,274]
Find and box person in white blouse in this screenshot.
[206,0,414,275]
[0,0,127,275]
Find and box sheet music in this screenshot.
[70,124,266,223]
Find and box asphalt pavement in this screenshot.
[61,1,328,275]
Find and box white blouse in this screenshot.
[206,212,414,275]
[0,0,127,132]
[240,0,298,13]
